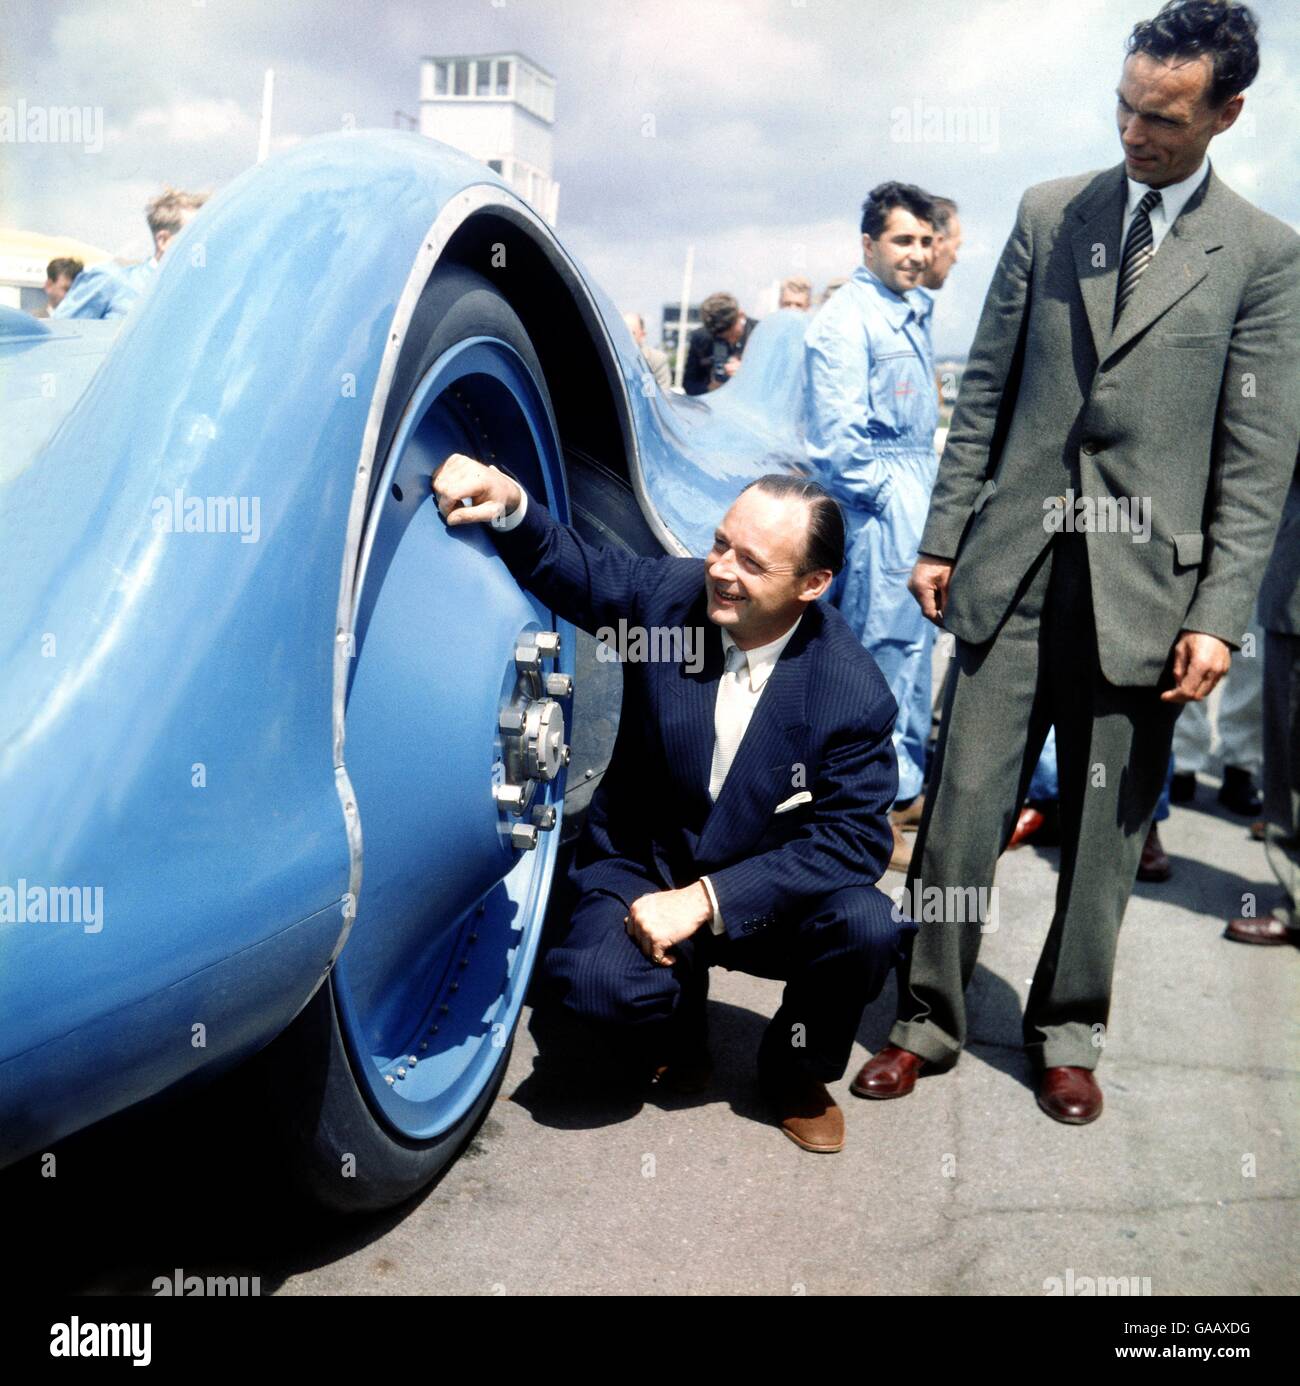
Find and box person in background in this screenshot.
[779,276,813,311]
[38,257,83,317]
[1169,632,1264,815]
[919,197,962,294]
[818,277,849,305]
[682,292,758,396]
[55,187,208,320]
[915,195,962,412]
[1225,450,1300,945]
[622,310,672,390]
[886,193,963,838]
[804,181,939,873]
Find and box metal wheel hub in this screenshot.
[494,628,571,849]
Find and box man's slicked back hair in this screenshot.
[739,473,846,576]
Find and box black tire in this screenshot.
[254,972,514,1215]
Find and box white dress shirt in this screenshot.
[488,468,529,530]
[1121,156,1210,255]
[699,616,804,934]
[488,471,800,937]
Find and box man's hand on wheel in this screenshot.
[432,452,522,526]
[910,554,954,625]
[625,885,712,966]
[1160,630,1231,704]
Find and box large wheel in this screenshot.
[260,265,620,1213]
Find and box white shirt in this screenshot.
[699,616,803,934]
[489,470,529,530]
[1121,156,1210,255]
[491,474,800,937]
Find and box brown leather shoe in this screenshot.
[1224,914,1298,946]
[760,1068,845,1153]
[1037,1066,1103,1124]
[1008,805,1045,849]
[850,1045,925,1099]
[891,794,926,829]
[1136,824,1170,882]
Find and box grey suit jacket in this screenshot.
[922,162,1300,686]
[1259,451,1300,636]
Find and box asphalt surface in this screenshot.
[7,761,1295,1297]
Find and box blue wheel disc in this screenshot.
[336,336,572,1141]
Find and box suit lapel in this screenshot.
[1070,165,1126,361]
[1103,170,1221,363]
[694,611,813,864]
[660,598,724,814]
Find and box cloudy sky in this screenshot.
[3,0,1297,354]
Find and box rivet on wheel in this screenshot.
[408,1055,418,1065]
[396,1067,407,1079]
[385,1074,395,1085]
[420,1041,428,1052]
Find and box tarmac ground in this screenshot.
[5,764,1295,1297]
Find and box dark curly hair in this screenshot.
[1127,1,1260,106]
[860,182,937,240]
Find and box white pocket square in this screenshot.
[773,791,813,814]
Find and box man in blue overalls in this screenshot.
[805,182,939,872]
[55,187,207,321]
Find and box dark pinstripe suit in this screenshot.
[490,493,914,1080]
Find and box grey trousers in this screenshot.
[890,532,1180,1071]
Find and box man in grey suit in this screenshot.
[853,0,1300,1122]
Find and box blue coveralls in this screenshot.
[805,266,939,804]
[52,257,157,320]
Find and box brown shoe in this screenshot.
[888,823,913,873]
[1224,914,1298,947]
[1037,1066,1103,1124]
[850,1045,925,1099]
[759,1068,845,1153]
[1008,805,1045,850]
[1136,824,1170,882]
[891,794,926,829]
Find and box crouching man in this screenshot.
[433,456,914,1153]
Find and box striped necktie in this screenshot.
[708,643,750,802]
[1114,188,1162,325]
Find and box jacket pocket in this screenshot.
[972,478,997,514]
[1173,532,1204,567]
[1162,331,1230,348]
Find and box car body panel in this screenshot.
[0,130,809,1165]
